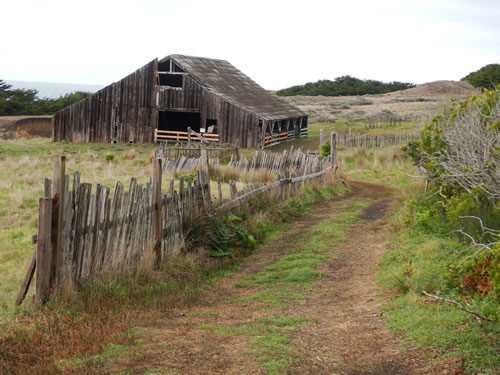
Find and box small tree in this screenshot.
[320,140,331,157]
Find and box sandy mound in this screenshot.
[389,80,477,98]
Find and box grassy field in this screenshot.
[5,119,495,373]
[0,139,265,321]
[270,120,417,153]
[0,120,419,322]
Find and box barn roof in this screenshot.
[165,54,307,121]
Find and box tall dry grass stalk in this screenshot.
[136,241,156,276]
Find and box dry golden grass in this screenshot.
[0,139,160,322]
[337,146,418,190]
[283,80,477,123]
[209,164,275,184]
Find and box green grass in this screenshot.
[186,311,219,317]
[56,343,130,371]
[143,369,178,375]
[228,287,304,308]
[378,203,500,374]
[198,314,313,375]
[196,195,372,374]
[235,198,372,288]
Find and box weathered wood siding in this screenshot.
[53,57,306,149]
[53,60,157,143]
[158,76,260,148]
[157,75,202,110]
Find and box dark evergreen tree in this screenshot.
[0,79,92,115]
[276,76,415,96]
[461,64,500,89]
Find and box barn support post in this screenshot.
[153,158,162,268]
[52,156,66,285]
[260,121,267,149]
[36,198,53,304]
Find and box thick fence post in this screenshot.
[52,156,65,285]
[44,178,51,198]
[330,131,337,167]
[36,198,53,304]
[153,158,162,268]
[187,127,191,147]
[201,149,209,176]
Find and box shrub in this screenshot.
[405,87,500,205]
[320,140,331,157]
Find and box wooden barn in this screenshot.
[53,54,308,149]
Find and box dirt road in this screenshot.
[103,182,458,375]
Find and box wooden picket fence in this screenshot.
[155,154,221,173]
[229,147,332,176]
[158,144,238,159]
[232,133,337,176]
[336,133,416,148]
[16,157,212,305]
[16,146,337,305]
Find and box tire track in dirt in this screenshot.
[105,181,458,375]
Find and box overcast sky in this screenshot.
[2,0,499,90]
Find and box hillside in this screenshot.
[0,116,52,140]
[283,80,478,123]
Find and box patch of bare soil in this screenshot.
[105,182,463,375]
[288,197,465,374]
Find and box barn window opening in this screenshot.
[158,60,185,73]
[157,111,201,133]
[173,64,185,73]
[159,73,183,88]
[158,60,170,72]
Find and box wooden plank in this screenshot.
[15,247,36,306]
[36,198,52,304]
[51,156,66,285]
[153,158,162,267]
[44,178,51,198]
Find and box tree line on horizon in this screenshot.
[276,75,416,97]
[276,64,500,97]
[0,80,92,116]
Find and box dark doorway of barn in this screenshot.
[157,111,201,132]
